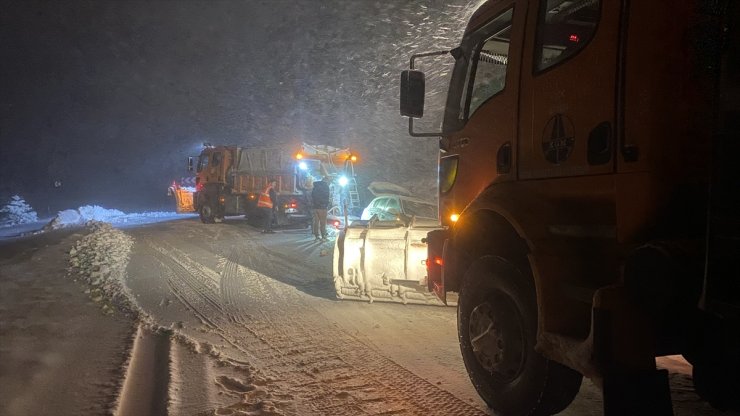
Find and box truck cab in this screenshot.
[401,0,739,414]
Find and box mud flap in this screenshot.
[594,286,674,416]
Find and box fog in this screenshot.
[0,0,480,214]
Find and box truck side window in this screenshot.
[197,154,209,172]
[534,0,601,72]
[466,8,513,118]
[212,152,222,167]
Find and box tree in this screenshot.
[0,195,39,226]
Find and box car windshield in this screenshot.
[402,200,438,219]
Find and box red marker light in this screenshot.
[434,257,443,266]
[569,34,580,42]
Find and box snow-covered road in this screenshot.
[124,218,487,415]
[1,216,734,415]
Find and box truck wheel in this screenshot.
[458,256,582,416]
[199,203,215,224]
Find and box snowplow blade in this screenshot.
[333,218,448,306]
[173,188,195,213]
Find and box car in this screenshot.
[326,205,348,230]
[360,182,438,222]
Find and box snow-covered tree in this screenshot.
[0,195,38,226]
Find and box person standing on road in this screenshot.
[258,179,277,234]
[311,176,331,241]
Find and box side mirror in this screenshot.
[188,157,194,172]
[400,70,425,118]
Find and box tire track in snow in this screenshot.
[115,325,171,416]
[145,239,265,363]
[217,242,485,416]
[146,241,224,328]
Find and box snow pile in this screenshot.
[46,205,182,230]
[0,195,38,226]
[67,221,138,316]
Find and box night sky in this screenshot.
[1,0,478,215]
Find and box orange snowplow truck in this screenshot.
[401,1,739,415]
[190,143,354,225]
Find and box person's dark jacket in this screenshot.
[269,187,277,208]
[311,180,331,209]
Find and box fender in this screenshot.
[446,176,620,345]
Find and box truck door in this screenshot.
[518,0,619,179]
[442,2,525,218]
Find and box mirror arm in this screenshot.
[410,50,453,70]
[408,118,443,138]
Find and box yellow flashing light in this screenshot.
[295,153,303,160]
[450,213,460,223]
[349,155,357,162]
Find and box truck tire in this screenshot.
[458,256,582,416]
[199,203,215,224]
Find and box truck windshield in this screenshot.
[197,154,209,172]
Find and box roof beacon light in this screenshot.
[349,154,358,162]
[295,153,303,160]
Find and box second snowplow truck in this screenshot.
[399,0,739,415]
[190,143,357,226]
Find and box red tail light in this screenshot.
[333,220,340,227]
[427,256,443,274]
[196,182,203,192]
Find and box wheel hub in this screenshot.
[469,296,525,381]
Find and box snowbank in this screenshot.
[67,221,138,316]
[45,205,184,230]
